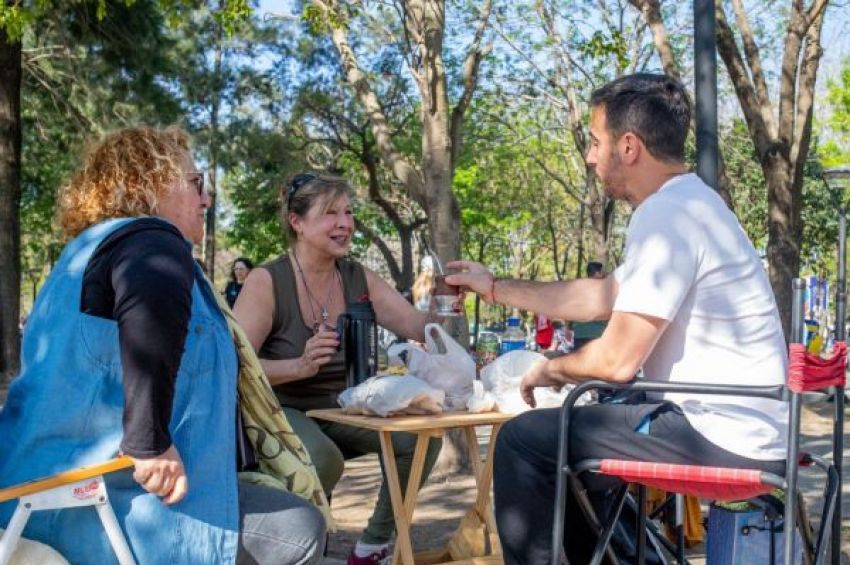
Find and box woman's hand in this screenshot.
[132,444,188,505]
[298,327,339,378]
[445,260,495,301]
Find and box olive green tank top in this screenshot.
[259,255,369,411]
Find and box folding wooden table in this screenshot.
[306,409,513,565]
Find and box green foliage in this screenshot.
[220,124,310,263]
[821,58,850,169]
[578,30,628,72]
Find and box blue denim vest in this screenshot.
[0,218,239,564]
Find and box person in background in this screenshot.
[548,320,572,354]
[533,313,554,351]
[411,256,436,311]
[0,127,326,564]
[225,256,254,308]
[233,173,444,565]
[569,261,608,350]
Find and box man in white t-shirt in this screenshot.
[447,73,787,565]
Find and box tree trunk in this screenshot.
[204,13,223,282]
[313,0,492,475]
[587,175,613,267]
[764,152,799,338]
[0,28,21,382]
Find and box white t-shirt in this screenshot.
[613,173,788,461]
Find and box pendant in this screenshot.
[321,307,329,324]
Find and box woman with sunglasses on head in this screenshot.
[0,127,326,564]
[233,173,444,565]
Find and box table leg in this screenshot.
[391,432,433,565]
[464,424,502,554]
[379,430,416,565]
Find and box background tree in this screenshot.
[0,7,22,381]
[628,0,833,335]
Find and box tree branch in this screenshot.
[715,3,774,157]
[790,12,825,180]
[355,217,402,282]
[449,0,493,169]
[626,0,680,79]
[730,0,771,117]
[312,0,426,205]
[777,2,807,145]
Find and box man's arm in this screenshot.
[445,260,617,322]
[520,311,668,406]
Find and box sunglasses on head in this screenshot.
[286,172,319,207]
[185,172,205,196]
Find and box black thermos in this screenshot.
[336,301,379,388]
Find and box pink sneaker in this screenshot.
[346,546,389,565]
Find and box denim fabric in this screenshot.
[0,218,240,564]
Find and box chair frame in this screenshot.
[551,279,841,565]
[0,456,136,565]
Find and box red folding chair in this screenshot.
[551,278,843,565]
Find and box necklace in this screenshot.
[292,250,339,333]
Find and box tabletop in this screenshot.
[305,408,514,432]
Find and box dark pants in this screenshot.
[493,401,786,565]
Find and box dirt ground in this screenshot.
[324,402,850,563]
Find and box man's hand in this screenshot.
[520,358,566,408]
[445,260,495,301]
[132,444,188,505]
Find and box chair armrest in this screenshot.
[561,379,785,416]
[0,456,134,503]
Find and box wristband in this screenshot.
[486,277,497,304]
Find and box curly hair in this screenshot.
[57,126,192,237]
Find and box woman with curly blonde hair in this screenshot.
[0,126,326,564]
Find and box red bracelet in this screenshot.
[487,277,497,304]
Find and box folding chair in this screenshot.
[0,456,136,565]
[551,278,843,565]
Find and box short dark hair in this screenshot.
[586,261,604,277]
[590,73,691,163]
[231,257,254,282]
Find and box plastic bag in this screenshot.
[0,529,69,565]
[389,323,475,410]
[479,350,591,414]
[465,380,496,413]
[338,375,445,417]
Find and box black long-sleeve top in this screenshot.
[81,218,194,458]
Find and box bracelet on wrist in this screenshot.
[487,277,498,304]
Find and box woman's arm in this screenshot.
[365,268,436,342]
[84,219,192,504]
[233,268,338,385]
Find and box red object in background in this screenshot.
[534,314,554,349]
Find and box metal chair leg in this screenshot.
[589,486,630,565]
[0,502,32,565]
[636,485,646,565]
[675,493,686,564]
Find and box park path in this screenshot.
[323,402,850,564]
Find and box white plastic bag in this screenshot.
[0,529,69,565]
[337,375,445,417]
[389,323,475,410]
[465,380,496,413]
[479,350,591,414]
